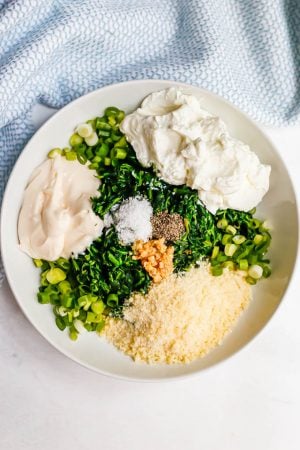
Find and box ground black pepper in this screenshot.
[151,211,185,242]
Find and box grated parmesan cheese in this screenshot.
[103,264,252,364]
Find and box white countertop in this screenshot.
[1,106,299,450]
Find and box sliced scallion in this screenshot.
[224,243,238,257]
[69,133,83,147]
[46,268,66,285]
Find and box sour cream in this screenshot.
[121,88,271,214]
[18,155,103,261]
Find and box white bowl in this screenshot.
[1,80,298,381]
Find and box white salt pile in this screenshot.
[108,196,153,245]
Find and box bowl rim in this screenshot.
[1,78,299,382]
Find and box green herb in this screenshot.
[71,228,151,305]
[35,227,151,335]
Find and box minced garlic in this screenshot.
[132,238,174,283]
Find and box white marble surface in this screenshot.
[0,105,299,450]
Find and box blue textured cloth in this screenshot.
[0,0,299,281]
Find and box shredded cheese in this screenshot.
[103,264,251,364]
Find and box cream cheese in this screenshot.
[18,155,103,260]
[121,87,271,214]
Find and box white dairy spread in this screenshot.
[18,155,103,260]
[121,87,271,213]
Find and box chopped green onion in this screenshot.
[96,119,111,130]
[48,148,62,159]
[105,106,119,116]
[114,136,128,148]
[251,218,261,229]
[104,157,111,166]
[86,311,97,323]
[88,163,99,170]
[211,258,220,267]
[55,317,67,331]
[116,110,125,122]
[262,266,272,278]
[114,148,127,159]
[112,134,122,143]
[211,265,223,276]
[86,119,95,129]
[239,259,248,271]
[86,148,94,160]
[97,143,109,157]
[33,258,43,268]
[110,148,117,159]
[58,280,71,294]
[217,218,228,229]
[216,253,228,263]
[253,234,264,245]
[246,276,257,285]
[248,254,258,265]
[232,235,246,245]
[248,264,263,280]
[96,321,105,333]
[37,291,50,304]
[69,328,78,341]
[224,243,238,257]
[57,306,67,316]
[83,301,92,311]
[65,151,77,161]
[69,133,83,147]
[76,123,93,138]
[108,115,116,126]
[107,293,119,307]
[223,261,235,271]
[221,234,232,245]
[40,271,49,287]
[78,295,89,307]
[61,294,73,308]
[85,132,99,147]
[46,268,66,284]
[77,154,87,165]
[73,319,85,333]
[98,130,110,137]
[211,246,219,259]
[91,300,105,315]
[226,225,237,235]
[76,144,86,155]
[78,310,87,321]
[56,257,70,270]
[111,158,119,168]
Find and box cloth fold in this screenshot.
[0,0,299,281]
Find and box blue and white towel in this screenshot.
[0,0,299,282]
